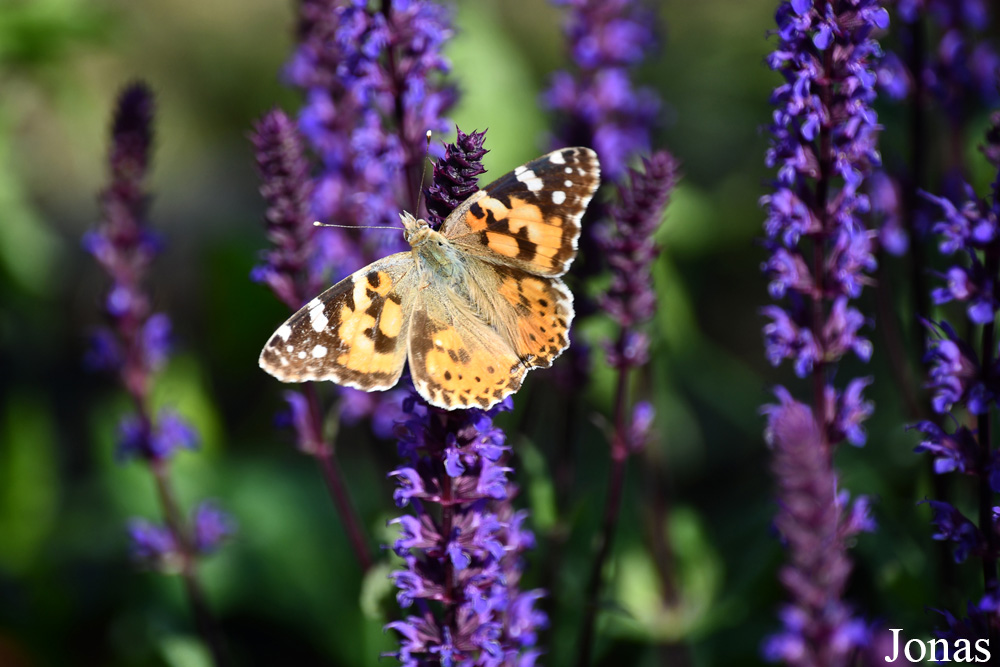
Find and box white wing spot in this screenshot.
[564,179,573,187]
[277,324,292,341]
[564,167,573,174]
[309,303,329,333]
[552,190,566,205]
[297,351,307,359]
[516,167,544,192]
[286,345,294,353]
[312,344,328,358]
[549,151,566,164]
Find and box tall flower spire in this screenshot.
[914,112,1000,645]
[385,129,546,665]
[84,81,232,665]
[760,1,887,663]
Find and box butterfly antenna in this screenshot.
[313,222,404,232]
[416,129,433,217]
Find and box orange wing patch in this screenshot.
[408,307,527,410]
[495,269,574,368]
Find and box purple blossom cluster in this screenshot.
[543,0,666,393]
[761,393,875,665]
[544,0,660,182]
[284,0,456,270]
[84,82,233,564]
[893,0,999,113]
[760,1,887,662]
[872,0,998,256]
[386,395,546,666]
[423,127,488,230]
[83,83,167,396]
[920,117,1000,426]
[129,502,237,570]
[761,0,884,401]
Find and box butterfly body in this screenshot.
[260,146,600,410]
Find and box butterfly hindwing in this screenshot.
[441,146,600,277]
[407,284,528,410]
[487,263,575,369]
[259,254,417,390]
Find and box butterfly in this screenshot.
[259,146,600,410]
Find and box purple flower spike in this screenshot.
[761,1,885,661]
[914,113,1000,648]
[85,82,163,399]
[385,130,545,663]
[895,0,1000,119]
[424,127,488,229]
[86,85,233,666]
[263,0,458,433]
[251,109,318,311]
[599,151,678,337]
[387,394,545,662]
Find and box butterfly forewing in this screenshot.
[259,254,417,390]
[442,147,600,277]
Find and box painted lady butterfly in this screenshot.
[259,146,600,410]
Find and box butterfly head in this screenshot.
[400,211,433,248]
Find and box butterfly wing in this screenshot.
[407,282,529,410]
[465,260,575,370]
[440,146,600,277]
[259,254,417,391]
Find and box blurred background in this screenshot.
[1,0,999,665]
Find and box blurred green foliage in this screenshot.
[0,0,995,665]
